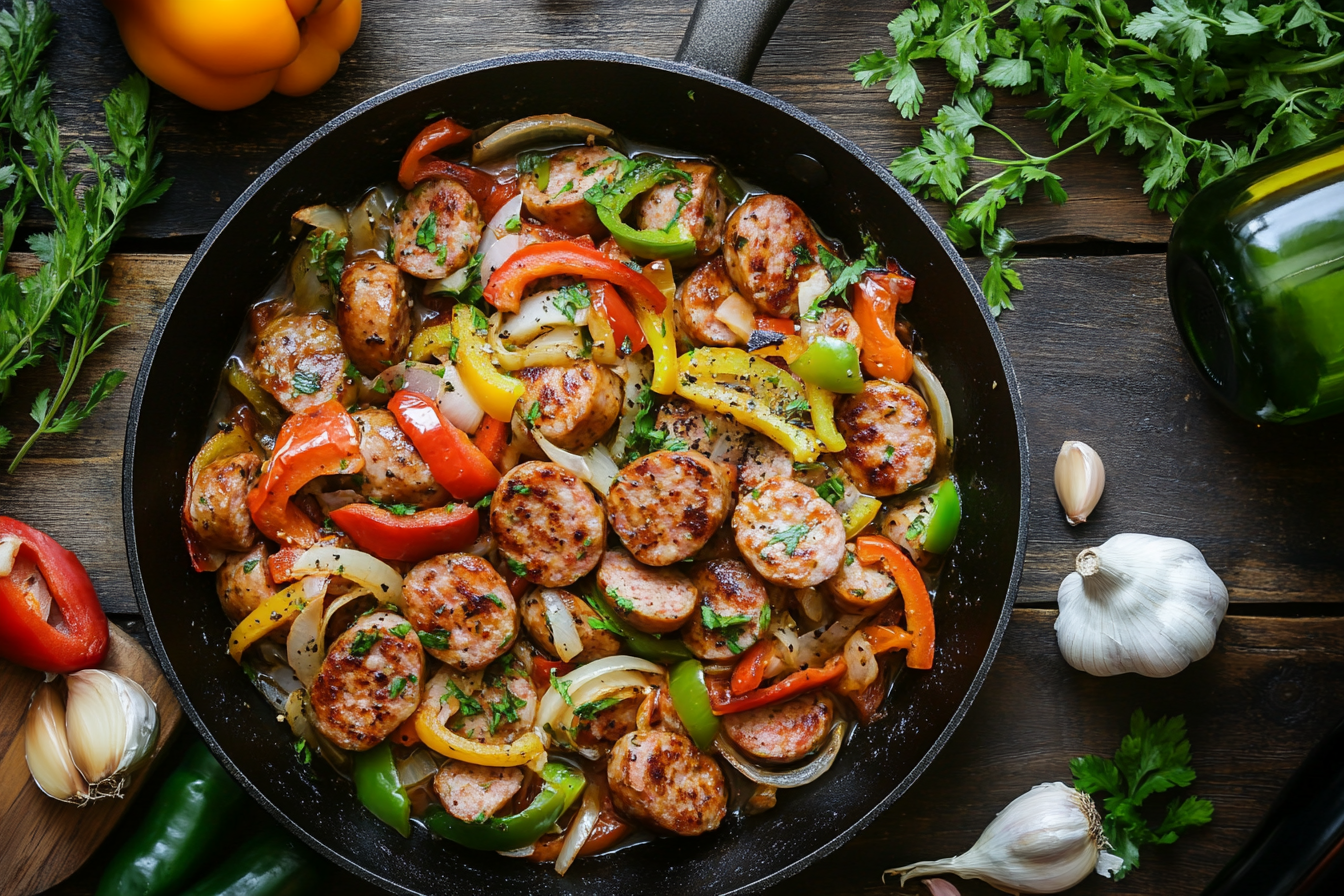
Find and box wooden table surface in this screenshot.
[6,2,1343,894]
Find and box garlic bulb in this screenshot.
[25,680,90,803]
[886,782,1123,894]
[65,669,160,795]
[1055,534,1228,678]
[1053,441,1104,525]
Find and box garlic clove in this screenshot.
[25,680,90,804]
[1053,440,1105,525]
[886,782,1119,894]
[64,669,160,796]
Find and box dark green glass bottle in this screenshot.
[1168,131,1344,423]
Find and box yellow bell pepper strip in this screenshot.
[408,322,453,363]
[854,535,935,669]
[640,260,679,394]
[182,421,267,573]
[225,358,285,434]
[413,698,545,767]
[676,376,821,464]
[804,381,846,453]
[227,578,324,662]
[841,495,882,540]
[451,305,524,422]
[103,0,361,112]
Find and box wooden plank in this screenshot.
[38,0,1171,245]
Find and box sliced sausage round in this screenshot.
[310,611,424,751]
[520,587,621,662]
[252,313,357,413]
[216,543,276,624]
[337,259,413,376]
[677,256,740,347]
[722,194,827,318]
[188,451,261,552]
[737,435,794,491]
[733,477,846,587]
[512,360,622,452]
[351,408,449,508]
[721,693,833,764]
[435,761,523,822]
[635,160,727,258]
[455,674,538,745]
[575,695,640,746]
[520,146,621,239]
[607,729,727,836]
[682,559,770,660]
[392,177,484,280]
[595,548,698,634]
[606,450,732,566]
[403,553,518,671]
[835,380,937,497]
[491,461,605,587]
[800,307,863,350]
[653,394,746,456]
[824,543,898,614]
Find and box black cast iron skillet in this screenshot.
[124,2,1029,893]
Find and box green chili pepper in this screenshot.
[96,740,248,896]
[789,337,864,394]
[353,741,411,838]
[668,660,721,752]
[586,157,696,260]
[424,762,586,851]
[587,591,695,663]
[179,827,320,896]
[920,479,962,555]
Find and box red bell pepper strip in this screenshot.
[531,657,576,694]
[852,265,915,383]
[753,314,796,336]
[707,655,846,715]
[328,503,480,563]
[397,117,474,190]
[389,390,501,501]
[855,535,935,669]
[0,517,108,673]
[246,401,363,548]
[588,279,648,354]
[481,178,520,222]
[730,639,772,696]
[483,242,669,315]
[471,416,509,470]
[398,117,514,217]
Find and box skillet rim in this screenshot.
[124,48,1030,896]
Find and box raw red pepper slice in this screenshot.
[483,242,669,315]
[855,534,935,669]
[397,117,474,189]
[328,503,480,563]
[389,390,501,501]
[707,655,846,715]
[0,517,108,673]
[588,279,648,354]
[852,266,916,383]
[246,401,363,547]
[730,639,772,696]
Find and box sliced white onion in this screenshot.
[540,589,585,662]
[794,613,868,670]
[715,721,846,788]
[436,362,485,434]
[479,194,524,263]
[399,363,444,399]
[795,588,827,627]
[842,629,878,691]
[501,288,590,345]
[536,656,664,746]
[609,356,651,462]
[555,778,600,875]
[911,355,954,461]
[286,578,329,687]
[481,233,523,290]
[290,548,404,611]
[317,589,372,659]
[498,843,536,858]
[347,184,399,257]
[796,266,831,319]
[293,203,349,238]
[396,749,440,788]
[532,431,619,495]
[714,291,755,343]
[285,688,353,775]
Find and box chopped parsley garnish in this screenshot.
[573,696,623,720]
[307,229,347,284]
[486,687,529,735]
[344,360,361,381]
[506,556,528,576]
[471,305,490,334]
[370,497,416,516]
[510,482,531,495]
[294,738,313,765]
[763,523,810,557]
[782,397,810,421]
[817,475,846,506]
[388,676,407,699]
[448,335,460,362]
[291,369,322,395]
[389,623,411,638]
[792,243,815,265]
[905,514,927,543]
[348,630,380,657]
[484,592,506,608]
[504,215,521,233]
[554,181,575,196]
[622,383,685,461]
[370,377,388,395]
[553,282,592,323]
[415,213,448,266]
[606,586,634,614]
[883,444,896,461]
[444,679,483,716]
[524,400,542,426]
[845,550,856,567]
[474,493,492,509]
[550,670,574,706]
[418,629,451,650]
[701,605,754,631]
[242,559,260,574]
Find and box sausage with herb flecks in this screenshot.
[732,477,846,588]
[403,553,518,671]
[188,451,261,552]
[391,176,484,280]
[605,450,732,566]
[252,313,357,413]
[607,729,727,836]
[435,762,523,821]
[635,160,728,258]
[491,461,605,587]
[681,559,770,660]
[677,256,741,347]
[721,693,833,764]
[520,146,621,239]
[337,259,413,376]
[722,194,828,318]
[350,408,448,508]
[595,547,699,634]
[309,611,424,751]
[835,380,937,497]
[512,360,623,453]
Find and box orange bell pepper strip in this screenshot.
[707,655,846,715]
[389,391,500,502]
[398,118,474,189]
[327,503,480,563]
[852,265,916,383]
[483,242,669,315]
[588,279,648,355]
[246,401,363,547]
[753,314,796,336]
[471,416,510,469]
[730,639,772,696]
[854,535,935,669]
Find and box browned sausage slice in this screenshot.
[455,675,538,746]
[520,587,621,662]
[434,761,524,822]
[634,161,727,258]
[722,194,827,317]
[824,543,897,614]
[392,177,484,280]
[835,380,937,497]
[721,693,833,764]
[732,477,846,587]
[519,146,621,239]
[337,259,413,376]
[187,451,261,552]
[607,729,727,836]
[512,360,622,452]
[253,313,357,413]
[605,450,732,566]
[681,559,770,660]
[490,461,605,587]
[310,611,424,751]
[595,547,698,634]
[350,408,448,508]
[216,543,276,624]
[677,256,740,347]
[403,554,518,671]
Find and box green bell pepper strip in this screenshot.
[423,762,586,851]
[921,479,962,554]
[353,741,412,838]
[668,660,721,752]
[788,337,864,394]
[96,740,249,896]
[585,158,696,260]
[596,205,696,260]
[179,827,321,896]
[714,166,746,205]
[586,591,694,663]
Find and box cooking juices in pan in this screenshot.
[180,113,962,872]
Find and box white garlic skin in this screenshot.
[887,782,1121,894]
[64,669,160,795]
[1053,441,1105,525]
[1055,533,1229,678]
[25,680,90,804]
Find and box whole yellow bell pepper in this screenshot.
[103,0,362,111]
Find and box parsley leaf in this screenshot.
[388,676,407,699]
[606,586,635,614]
[308,228,347,284]
[418,629,451,650]
[348,630,380,657]
[701,605,754,630]
[573,696,624,720]
[369,497,416,516]
[505,556,528,577]
[763,523,810,557]
[552,282,592,323]
[549,669,573,706]
[242,559,260,574]
[290,370,323,396]
[817,475,846,506]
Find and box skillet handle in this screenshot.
[675,0,796,84]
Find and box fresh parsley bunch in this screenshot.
[853,0,1344,314]
[1071,709,1214,877]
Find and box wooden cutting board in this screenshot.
[0,624,184,896]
